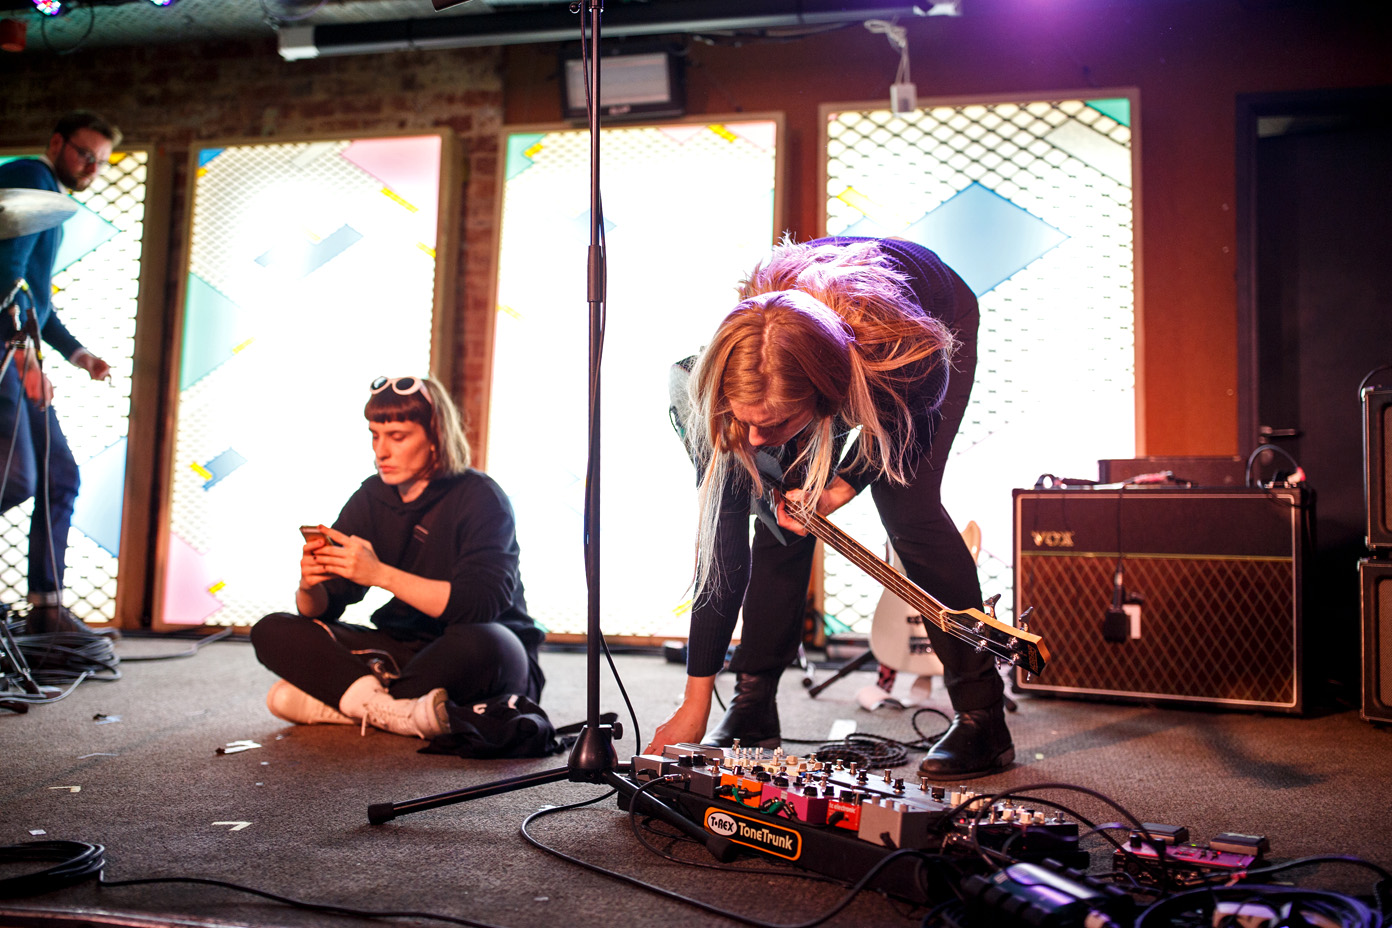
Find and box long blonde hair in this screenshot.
[690,238,956,593]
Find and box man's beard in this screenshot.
[55,164,92,191]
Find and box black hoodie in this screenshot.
[317,470,542,652]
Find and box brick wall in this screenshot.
[0,37,505,452]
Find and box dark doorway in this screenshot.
[1237,87,1392,707]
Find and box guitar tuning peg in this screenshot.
[982,593,1001,617]
[1017,606,1034,631]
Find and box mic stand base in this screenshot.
[366,722,736,862]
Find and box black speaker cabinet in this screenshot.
[1360,558,1392,723]
[1364,387,1392,550]
[1013,487,1309,713]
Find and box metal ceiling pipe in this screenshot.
[278,0,958,60]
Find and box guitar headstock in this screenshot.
[943,605,1050,677]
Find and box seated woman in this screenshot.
[250,376,545,740]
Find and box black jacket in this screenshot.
[319,470,542,651]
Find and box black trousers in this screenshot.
[728,296,1004,713]
[250,614,540,709]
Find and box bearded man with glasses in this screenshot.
[0,110,120,636]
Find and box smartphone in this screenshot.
[299,525,334,547]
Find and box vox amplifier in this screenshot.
[1013,487,1310,713]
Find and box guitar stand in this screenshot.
[805,647,877,698]
[805,645,1019,713]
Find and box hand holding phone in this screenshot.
[299,524,335,548]
[297,525,336,594]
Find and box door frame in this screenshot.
[1235,85,1392,460]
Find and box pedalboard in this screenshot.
[624,744,1082,903]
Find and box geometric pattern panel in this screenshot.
[163,137,441,626]
[823,96,1136,636]
[1016,554,1299,708]
[489,120,779,638]
[0,149,149,623]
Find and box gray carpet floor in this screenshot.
[2,636,1391,928]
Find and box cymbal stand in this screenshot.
[364,0,733,861]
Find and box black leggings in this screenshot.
[250,614,540,709]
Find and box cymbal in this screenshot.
[0,188,79,241]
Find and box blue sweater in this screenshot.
[0,158,84,360]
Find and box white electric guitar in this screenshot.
[866,529,981,678]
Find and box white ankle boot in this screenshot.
[266,680,355,725]
[338,675,449,739]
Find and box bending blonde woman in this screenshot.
[648,237,1012,781]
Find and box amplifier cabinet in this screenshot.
[1013,487,1309,713]
[1360,558,1392,724]
[1364,388,1392,550]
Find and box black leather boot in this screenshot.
[26,603,110,638]
[701,671,782,748]
[917,703,1014,780]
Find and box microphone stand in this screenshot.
[365,1,734,862]
[0,279,35,385]
[0,280,53,705]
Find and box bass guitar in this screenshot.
[869,540,951,679]
[754,453,1048,677]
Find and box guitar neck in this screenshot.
[779,492,1048,676]
[795,507,955,636]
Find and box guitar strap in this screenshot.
[667,355,699,459]
[752,450,790,545]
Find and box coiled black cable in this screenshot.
[807,731,916,769]
[0,840,106,898]
[1,612,120,704]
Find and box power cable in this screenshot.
[0,840,511,928]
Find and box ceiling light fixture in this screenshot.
[31,0,63,16]
[280,1,948,60]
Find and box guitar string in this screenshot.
[783,497,1037,668]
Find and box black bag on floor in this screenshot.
[421,693,563,759]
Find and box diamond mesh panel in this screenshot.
[0,150,147,623]
[1016,554,1299,707]
[490,120,778,638]
[823,97,1135,638]
[165,138,439,628]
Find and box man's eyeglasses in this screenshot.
[370,376,433,405]
[62,138,103,168]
